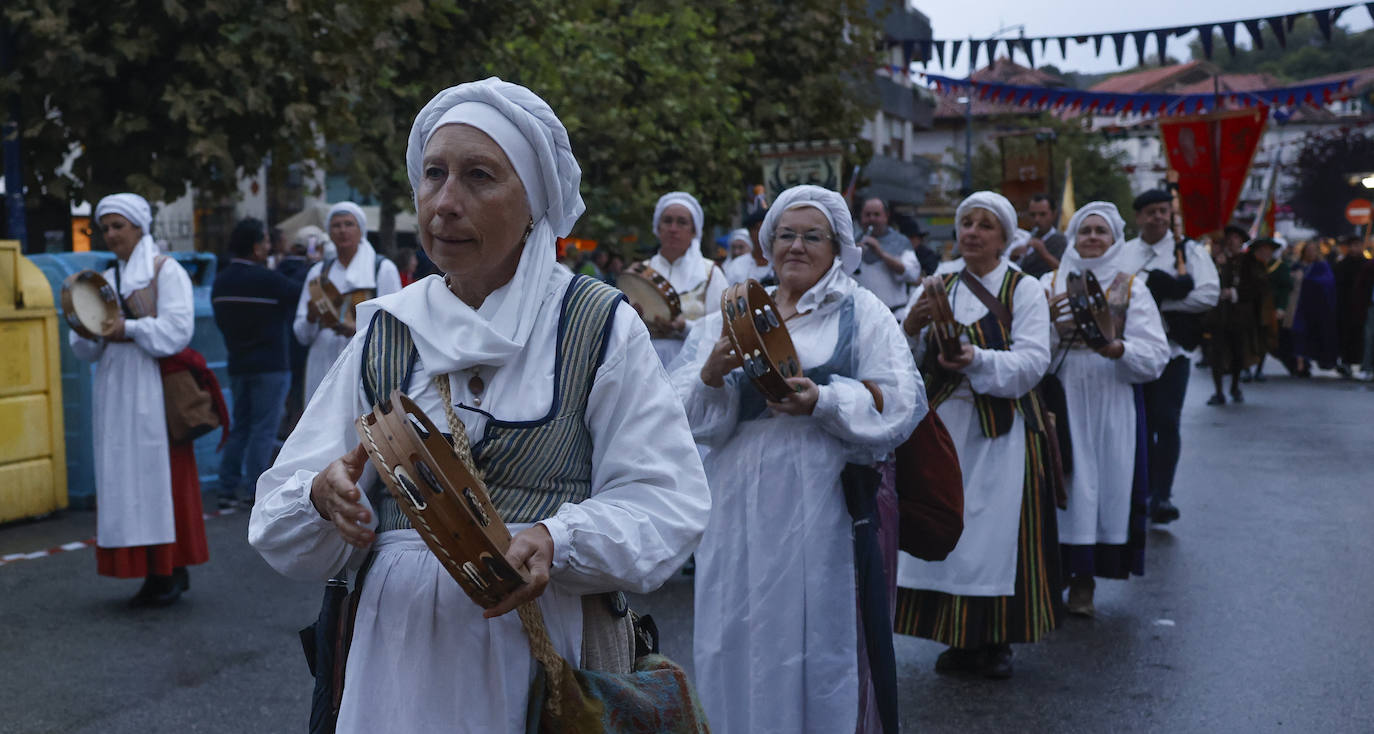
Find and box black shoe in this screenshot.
[1151,500,1181,524]
[172,567,189,592]
[981,644,1014,679]
[1230,387,1244,403]
[144,575,183,607]
[1206,393,1225,406]
[935,647,981,674]
[217,496,239,510]
[129,576,158,607]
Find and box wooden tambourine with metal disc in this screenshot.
[60,270,119,340]
[921,275,964,362]
[721,279,802,402]
[618,262,681,325]
[1065,270,1115,350]
[309,277,370,331]
[355,390,530,608]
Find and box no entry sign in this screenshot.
[1346,199,1372,226]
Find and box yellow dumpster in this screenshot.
[0,240,68,523]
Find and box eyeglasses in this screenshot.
[775,229,832,247]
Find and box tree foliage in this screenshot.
[1,0,885,253]
[1287,129,1374,236]
[1188,16,1374,81]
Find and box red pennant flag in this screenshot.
[1159,107,1268,238]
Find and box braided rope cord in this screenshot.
[430,373,567,713]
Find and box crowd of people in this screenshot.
[66,76,1374,734]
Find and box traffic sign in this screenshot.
[1345,199,1372,226]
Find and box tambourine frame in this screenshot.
[922,276,964,362]
[355,390,529,608]
[1065,271,1113,350]
[619,262,682,324]
[309,277,369,331]
[60,269,119,340]
[720,279,802,402]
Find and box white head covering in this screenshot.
[759,184,862,275]
[357,77,583,373]
[325,201,381,290]
[1053,201,1129,292]
[648,192,712,293]
[95,193,160,296]
[955,191,1018,250]
[727,228,751,248]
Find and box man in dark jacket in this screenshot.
[211,218,300,508]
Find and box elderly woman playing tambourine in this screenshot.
[893,190,1060,679]
[249,78,710,733]
[643,191,728,366]
[672,185,924,733]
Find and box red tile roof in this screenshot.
[1089,61,1207,94]
[933,56,1066,120]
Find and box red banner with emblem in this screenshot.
[1159,107,1268,239]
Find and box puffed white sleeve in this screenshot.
[900,250,922,283]
[1116,277,1170,384]
[375,258,403,296]
[540,302,711,595]
[248,333,374,580]
[68,330,106,362]
[1174,241,1220,313]
[962,275,1051,398]
[702,264,728,316]
[669,310,743,447]
[812,290,926,463]
[124,261,194,358]
[293,262,323,347]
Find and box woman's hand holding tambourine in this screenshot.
[310,444,376,549]
[1094,338,1125,360]
[700,333,741,388]
[102,313,127,341]
[1047,292,1071,323]
[903,291,934,336]
[766,376,819,416]
[937,344,976,372]
[482,524,553,619]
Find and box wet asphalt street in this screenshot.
[2,359,1370,733]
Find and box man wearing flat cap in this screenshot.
[1119,189,1219,524]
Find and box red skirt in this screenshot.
[96,441,210,578]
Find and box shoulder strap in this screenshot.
[361,309,418,408]
[321,259,335,280]
[958,269,1013,329]
[374,253,385,280]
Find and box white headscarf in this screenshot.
[955,191,1018,250]
[1052,201,1129,293]
[95,193,160,296]
[648,191,712,293]
[358,77,584,373]
[726,228,751,249]
[326,201,380,290]
[759,185,862,275]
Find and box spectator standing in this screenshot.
[1007,193,1067,278]
[1292,242,1339,376]
[211,218,301,508]
[853,197,921,312]
[897,214,939,278]
[1332,237,1365,377]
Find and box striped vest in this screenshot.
[922,269,1046,439]
[363,275,624,529]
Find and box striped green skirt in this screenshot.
[893,428,1063,648]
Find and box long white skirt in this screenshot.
[337,529,583,734]
[1055,348,1138,545]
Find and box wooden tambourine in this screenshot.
[921,276,963,362]
[60,270,119,340]
[355,390,530,608]
[309,277,370,331]
[618,262,681,324]
[720,279,802,402]
[1065,271,1114,349]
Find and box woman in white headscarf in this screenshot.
[673,184,924,733]
[642,191,728,366]
[893,191,1059,679]
[1040,202,1168,616]
[249,78,710,733]
[68,193,208,606]
[292,202,403,402]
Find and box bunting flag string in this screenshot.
[921,72,1355,117]
[886,3,1354,69]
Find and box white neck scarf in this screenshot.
[1054,202,1128,293]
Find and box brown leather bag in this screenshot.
[162,368,221,444]
[893,410,965,562]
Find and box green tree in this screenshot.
[1187,16,1374,81]
[1287,129,1374,236]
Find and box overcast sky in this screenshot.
[917,1,1373,75]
